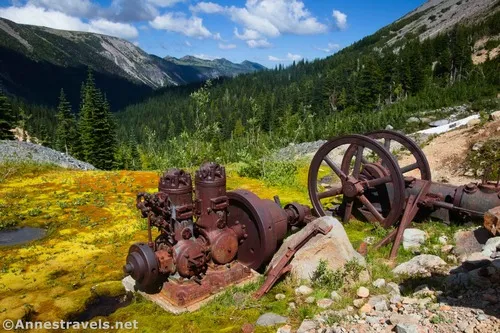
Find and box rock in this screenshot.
[372,278,385,288]
[386,282,401,296]
[463,252,491,271]
[420,117,432,124]
[390,295,402,304]
[441,244,454,253]
[297,319,317,333]
[468,268,492,288]
[353,299,365,308]
[330,291,341,301]
[295,285,314,296]
[359,303,373,314]
[305,296,315,304]
[482,237,500,257]
[429,119,450,127]
[403,229,427,250]
[277,325,292,333]
[447,254,458,263]
[269,216,367,283]
[406,117,420,124]
[389,314,420,325]
[288,302,296,310]
[467,118,481,127]
[453,229,489,259]
[395,323,418,333]
[385,125,394,130]
[357,286,370,298]
[275,293,286,301]
[484,207,500,236]
[438,235,449,244]
[317,298,333,309]
[256,313,288,327]
[490,110,500,121]
[393,255,447,277]
[241,323,254,333]
[368,295,388,311]
[444,272,470,289]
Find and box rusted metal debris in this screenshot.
[308,130,500,259]
[125,162,312,305]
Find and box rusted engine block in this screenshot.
[124,162,311,306]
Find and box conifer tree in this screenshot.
[55,89,80,155]
[0,91,14,140]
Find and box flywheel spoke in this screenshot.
[358,194,385,224]
[401,162,419,174]
[317,186,343,199]
[324,156,347,180]
[343,200,354,224]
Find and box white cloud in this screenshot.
[150,13,212,39]
[233,27,260,40]
[247,39,272,48]
[316,43,341,53]
[268,53,303,61]
[213,32,223,40]
[194,54,220,60]
[89,19,139,39]
[189,2,225,14]
[332,10,347,30]
[147,0,185,8]
[29,0,95,16]
[0,5,139,40]
[190,1,327,40]
[218,43,236,50]
[185,40,192,47]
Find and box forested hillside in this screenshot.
[113,7,500,169]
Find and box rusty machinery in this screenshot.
[123,162,312,306]
[124,131,500,304]
[308,130,500,259]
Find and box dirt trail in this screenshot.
[399,119,500,185]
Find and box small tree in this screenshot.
[0,92,14,140]
[55,89,80,155]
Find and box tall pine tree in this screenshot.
[55,89,80,156]
[0,91,14,140]
[78,69,117,169]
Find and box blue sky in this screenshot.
[0,1,425,67]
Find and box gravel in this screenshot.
[0,140,96,170]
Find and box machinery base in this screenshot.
[122,262,260,314]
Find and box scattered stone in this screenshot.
[472,142,484,151]
[420,117,432,124]
[390,295,402,304]
[359,303,373,314]
[406,117,420,124]
[393,254,447,277]
[275,293,286,301]
[429,119,450,127]
[372,278,386,288]
[288,302,296,310]
[357,286,370,298]
[353,299,365,308]
[402,229,427,250]
[304,296,315,304]
[297,319,317,333]
[477,314,488,321]
[270,217,367,283]
[256,313,288,327]
[386,282,401,296]
[438,235,449,244]
[368,295,389,311]
[241,323,254,333]
[389,314,420,325]
[482,237,500,257]
[395,323,418,333]
[317,298,333,309]
[276,324,292,333]
[330,291,341,301]
[490,110,500,121]
[441,244,454,253]
[295,285,314,296]
[385,125,394,130]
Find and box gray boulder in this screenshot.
[393,255,447,277]
[403,229,427,250]
[256,313,288,327]
[482,237,500,257]
[297,320,317,333]
[268,216,367,282]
